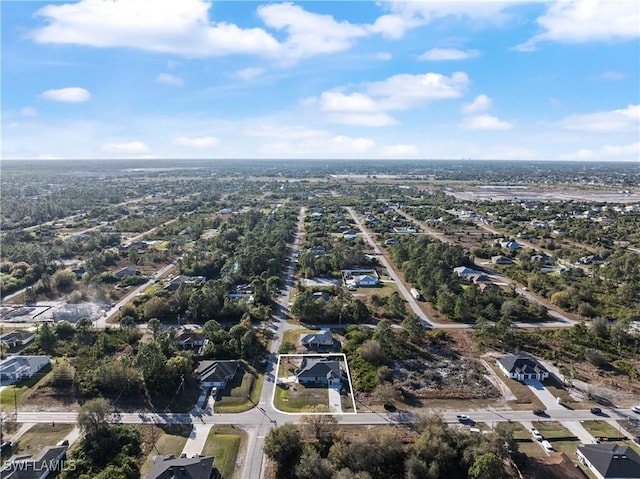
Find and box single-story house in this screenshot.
[195,360,240,389]
[175,328,208,354]
[499,239,520,250]
[576,444,640,479]
[309,245,327,256]
[492,255,514,265]
[496,354,549,381]
[296,357,343,386]
[301,330,334,349]
[164,275,206,292]
[0,356,50,385]
[312,292,332,302]
[384,238,400,245]
[354,274,379,287]
[0,445,68,479]
[114,266,139,278]
[478,282,499,293]
[342,230,357,240]
[453,266,482,280]
[145,454,218,479]
[0,330,36,349]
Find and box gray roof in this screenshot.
[146,455,216,479]
[578,444,640,478]
[195,360,240,385]
[297,358,342,380]
[497,354,548,375]
[0,356,50,379]
[1,446,67,479]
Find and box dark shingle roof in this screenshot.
[195,360,239,384]
[146,455,216,479]
[578,444,640,478]
[497,354,548,375]
[0,446,67,479]
[296,358,341,380]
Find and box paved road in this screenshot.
[346,207,433,328]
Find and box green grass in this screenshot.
[498,421,532,441]
[0,366,51,408]
[581,420,624,439]
[140,431,189,475]
[201,426,244,479]
[214,365,263,413]
[535,421,576,440]
[274,383,329,412]
[282,328,316,346]
[8,423,73,458]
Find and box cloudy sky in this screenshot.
[2,0,639,161]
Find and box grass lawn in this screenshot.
[0,365,51,408]
[487,365,545,410]
[274,383,329,412]
[214,365,262,413]
[534,421,581,457]
[201,425,245,479]
[582,420,625,440]
[140,430,190,476]
[497,421,531,441]
[282,328,316,349]
[9,423,73,458]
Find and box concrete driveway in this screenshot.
[328,386,342,413]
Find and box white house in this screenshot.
[576,444,640,479]
[496,354,549,381]
[0,356,50,385]
[301,330,334,349]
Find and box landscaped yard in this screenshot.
[0,365,52,408]
[487,364,545,410]
[201,425,245,479]
[214,364,262,413]
[139,426,190,476]
[6,423,73,459]
[582,420,625,440]
[274,382,329,412]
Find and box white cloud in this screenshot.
[597,71,626,80]
[173,136,219,148]
[560,142,640,160]
[32,0,280,58]
[555,104,639,133]
[367,13,421,39]
[321,92,379,113]
[20,107,37,117]
[246,125,325,139]
[516,0,640,51]
[459,114,512,130]
[235,67,265,80]
[418,48,480,61]
[381,144,419,156]
[376,52,393,61]
[36,153,60,160]
[102,140,149,153]
[461,94,492,114]
[155,73,184,86]
[327,112,398,127]
[40,87,91,103]
[365,71,469,110]
[257,3,368,63]
[260,134,375,157]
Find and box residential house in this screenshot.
[477,282,499,293]
[342,230,357,240]
[114,266,139,278]
[309,245,327,256]
[453,266,482,280]
[296,357,343,386]
[300,330,334,349]
[52,303,97,322]
[195,360,240,389]
[492,255,514,265]
[392,226,416,233]
[576,444,640,479]
[175,327,208,354]
[384,238,400,245]
[496,354,549,381]
[165,275,206,292]
[0,445,68,479]
[0,330,36,350]
[146,454,219,479]
[0,356,50,385]
[498,239,520,250]
[312,292,332,302]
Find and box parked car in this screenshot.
[631,406,640,414]
[383,403,397,412]
[541,440,554,452]
[531,428,544,441]
[633,436,640,444]
[457,414,473,423]
[590,407,602,414]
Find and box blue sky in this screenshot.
[2,0,639,161]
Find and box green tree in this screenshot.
[263,424,303,479]
[77,398,113,436]
[468,452,506,479]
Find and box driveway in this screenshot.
[180,422,213,457]
[524,379,564,410]
[328,386,342,413]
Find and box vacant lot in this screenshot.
[201,425,246,479]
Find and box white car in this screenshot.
[632,406,640,414]
[531,428,544,441]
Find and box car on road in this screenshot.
[533,409,546,416]
[632,406,640,414]
[590,407,602,415]
[383,403,397,412]
[457,415,475,424]
[633,436,640,444]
